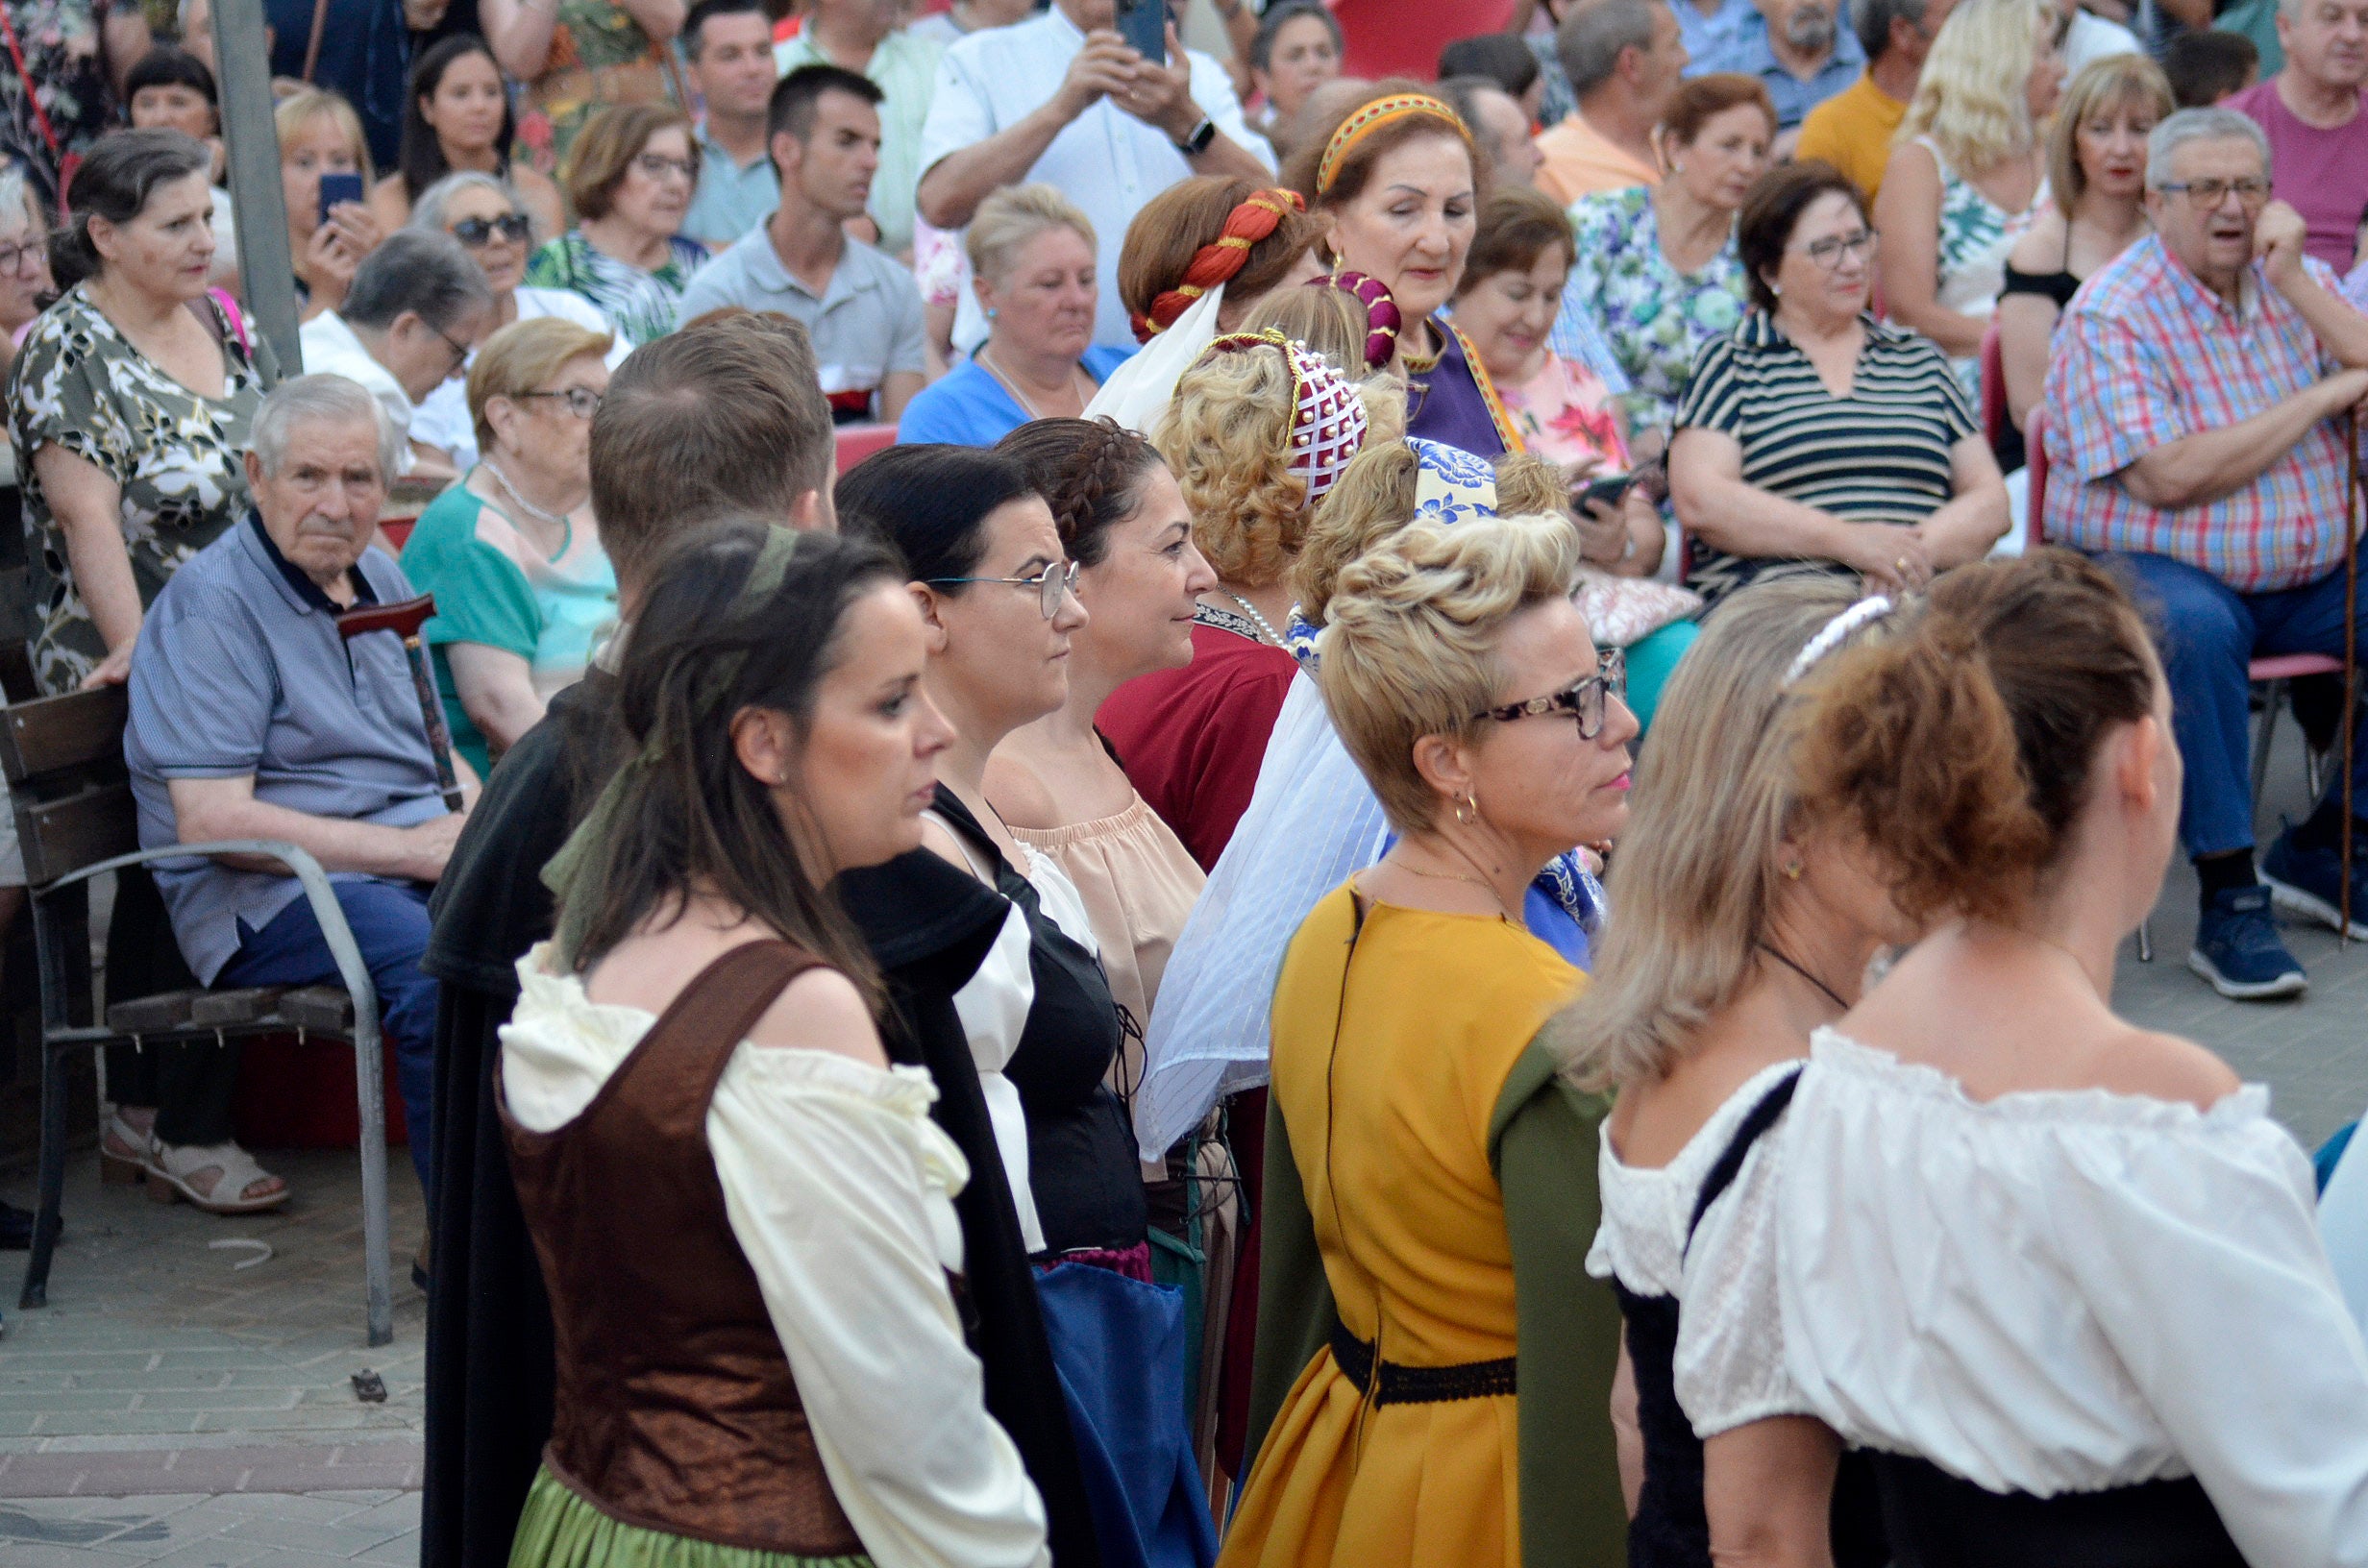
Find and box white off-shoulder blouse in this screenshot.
[1589,1060,1803,1301]
[1681,1027,2368,1568]
[500,947,1051,1568]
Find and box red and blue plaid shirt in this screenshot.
[2041,234,2353,592]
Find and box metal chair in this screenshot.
[0,686,395,1345]
[2026,407,2355,962]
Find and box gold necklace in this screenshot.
[1377,851,1518,925]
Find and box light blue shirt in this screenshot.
[896,344,1135,446]
[673,226,928,408]
[1695,16,1865,131]
[1671,0,1763,72]
[125,516,449,982]
[682,121,779,251]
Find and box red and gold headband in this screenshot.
[1200,328,1371,511]
[1132,188,1307,344]
[1315,92,1472,196]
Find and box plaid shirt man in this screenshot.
[2041,233,2350,592]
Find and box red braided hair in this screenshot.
[1130,187,1307,343]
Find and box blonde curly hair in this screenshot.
[1152,347,1402,588]
[1317,511,1582,833]
[1294,442,1568,627]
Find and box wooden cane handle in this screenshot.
[334,595,435,641]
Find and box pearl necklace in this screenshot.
[1221,590,1283,647]
[481,456,575,531]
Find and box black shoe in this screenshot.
[0,1200,37,1250]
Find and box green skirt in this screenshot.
[508,1466,874,1568]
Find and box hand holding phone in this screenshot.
[317,170,365,228]
[1577,472,1636,513]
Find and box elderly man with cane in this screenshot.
[124,374,473,1222]
[2042,105,2368,1001]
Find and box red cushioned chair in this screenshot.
[835,423,898,475]
[1979,319,2009,454]
[2028,407,2353,958]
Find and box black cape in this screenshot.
[418,688,1099,1568]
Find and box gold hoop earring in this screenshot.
[1454,792,1479,827]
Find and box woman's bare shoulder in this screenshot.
[2086,1024,2243,1114]
[2007,207,2069,271]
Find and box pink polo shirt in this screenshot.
[2227,78,2368,273]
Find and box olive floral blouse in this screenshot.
[9,284,279,694]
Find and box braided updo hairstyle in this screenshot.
[996,417,1170,569]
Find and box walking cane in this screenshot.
[2343,412,2361,947]
[335,595,464,813]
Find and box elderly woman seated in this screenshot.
[407,170,629,469]
[1667,160,2009,610]
[895,184,1135,447]
[398,317,618,774]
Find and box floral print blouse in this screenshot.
[9,285,279,694]
[524,230,707,349]
[0,0,116,212]
[1560,184,1750,439]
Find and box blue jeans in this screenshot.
[217,878,438,1201]
[2109,550,2368,859]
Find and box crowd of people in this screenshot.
[4,0,2368,1562]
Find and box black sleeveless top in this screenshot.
[1616,1068,1887,1568]
[930,788,1147,1257]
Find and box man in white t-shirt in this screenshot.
[915,0,1273,352]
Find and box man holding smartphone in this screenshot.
[915,0,1275,352]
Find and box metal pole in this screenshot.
[210,0,304,376]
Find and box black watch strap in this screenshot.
[1175,115,1216,157]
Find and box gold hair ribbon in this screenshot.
[1316,93,1472,196]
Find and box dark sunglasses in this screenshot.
[1472,648,1627,738]
[451,212,533,247]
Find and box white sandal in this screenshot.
[100,1108,159,1187]
[146,1141,290,1215]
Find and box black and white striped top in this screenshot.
[1673,310,1978,606]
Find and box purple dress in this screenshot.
[1404,321,1518,459]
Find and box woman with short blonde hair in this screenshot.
[399,315,619,772]
[898,184,1131,444]
[278,87,381,319]
[1875,0,2066,372]
[1227,509,1639,1566]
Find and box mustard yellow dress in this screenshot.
[1218,885,1584,1568]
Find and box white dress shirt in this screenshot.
[500,946,1051,1568]
[298,310,417,475]
[917,5,1273,352]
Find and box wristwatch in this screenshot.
[1174,115,1217,157]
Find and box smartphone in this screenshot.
[1577,472,1636,512]
[1116,0,1166,63]
[318,171,364,227]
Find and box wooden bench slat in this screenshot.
[105,990,209,1034]
[188,989,284,1028]
[16,780,138,886]
[0,686,128,783]
[280,987,357,1034]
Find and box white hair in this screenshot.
[250,374,403,481]
[407,169,521,235]
[2146,106,2269,188]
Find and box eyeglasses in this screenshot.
[1473,648,1627,738]
[0,236,42,274]
[925,558,1080,620]
[432,322,472,377]
[515,385,603,418]
[632,152,696,183]
[1801,230,1879,269]
[2155,176,2272,209]
[450,212,533,248]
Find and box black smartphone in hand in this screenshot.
[1117,0,1167,63]
[1577,472,1636,512]
[318,171,364,227]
